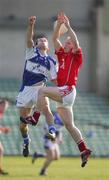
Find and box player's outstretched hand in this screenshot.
[63,14,70,29]
[57,11,65,25]
[29,16,36,25]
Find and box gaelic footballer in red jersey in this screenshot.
[38,12,91,168]
[56,46,82,87]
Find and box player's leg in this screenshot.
[51,143,60,162]
[40,148,54,176]
[29,106,41,125]
[38,87,62,106]
[57,106,91,167]
[37,87,62,140]
[16,86,41,157]
[19,107,31,157]
[40,143,60,176]
[0,142,8,175]
[17,86,41,126]
[32,151,44,164]
[57,107,83,142]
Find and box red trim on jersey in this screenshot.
[59,86,74,97]
[55,47,83,86]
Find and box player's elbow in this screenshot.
[52,34,58,43]
[27,40,33,48]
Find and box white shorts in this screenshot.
[16,85,42,108]
[57,85,76,108]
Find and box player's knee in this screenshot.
[64,121,74,130]
[20,118,27,130]
[41,105,50,114]
[39,88,47,98]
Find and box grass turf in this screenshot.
[1,156,109,180]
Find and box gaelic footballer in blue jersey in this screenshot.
[32,111,64,176]
[16,16,57,157]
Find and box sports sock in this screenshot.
[23,134,30,145]
[77,140,87,153]
[48,124,56,133]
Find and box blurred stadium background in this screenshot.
[0,0,109,164]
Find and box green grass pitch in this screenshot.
[2,156,109,180]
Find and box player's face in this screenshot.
[64,37,74,52]
[37,38,49,50]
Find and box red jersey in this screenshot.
[55,47,83,86]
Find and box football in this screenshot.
[54,20,68,35]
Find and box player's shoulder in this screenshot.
[26,46,35,54]
[55,46,64,54]
[26,46,39,53]
[25,46,39,60]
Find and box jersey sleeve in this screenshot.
[25,47,37,60]
[49,58,57,80]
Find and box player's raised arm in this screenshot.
[27,16,36,48]
[63,14,80,52]
[52,12,64,51]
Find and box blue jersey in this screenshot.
[20,47,57,91]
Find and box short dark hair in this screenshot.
[33,33,48,45]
